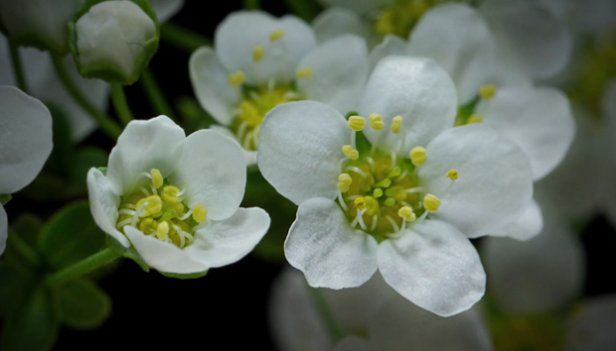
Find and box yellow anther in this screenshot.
[384,197,396,207]
[269,28,285,42]
[446,169,459,181]
[228,70,245,86]
[162,185,182,204]
[192,204,207,223]
[479,84,497,100]
[342,144,359,160]
[369,113,385,130]
[347,115,366,132]
[397,206,416,222]
[139,218,157,235]
[390,115,403,134]
[423,194,441,213]
[409,146,427,166]
[150,168,163,189]
[468,114,483,124]
[136,195,162,217]
[376,178,392,188]
[252,45,265,62]
[296,67,313,79]
[354,197,368,211]
[156,221,169,241]
[373,188,383,198]
[338,173,353,192]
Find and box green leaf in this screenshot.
[68,147,108,186]
[10,214,44,248]
[56,279,111,329]
[0,262,33,318]
[39,202,106,270]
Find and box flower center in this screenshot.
[374,0,443,38]
[116,168,207,248]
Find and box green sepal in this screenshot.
[55,279,111,329]
[0,194,12,205]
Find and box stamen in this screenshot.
[192,204,208,223]
[338,173,353,192]
[342,144,359,160]
[446,169,459,181]
[409,146,427,166]
[252,45,265,62]
[397,206,416,222]
[385,215,400,233]
[479,84,497,100]
[156,221,169,241]
[423,194,441,213]
[296,67,313,79]
[347,115,366,132]
[468,114,483,124]
[390,115,403,134]
[269,28,285,42]
[150,168,163,189]
[369,113,385,130]
[228,71,245,86]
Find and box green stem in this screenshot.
[8,40,28,92]
[140,68,174,117]
[161,23,210,53]
[6,231,40,269]
[51,55,122,138]
[110,83,133,124]
[244,0,260,9]
[309,287,344,342]
[46,248,122,287]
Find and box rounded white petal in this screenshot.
[209,125,257,165]
[334,337,370,351]
[86,168,129,248]
[477,86,575,180]
[0,204,6,256]
[367,35,411,72]
[214,11,316,85]
[285,197,378,289]
[107,115,185,193]
[409,3,496,104]
[420,124,534,238]
[187,207,269,268]
[124,226,208,274]
[360,56,457,150]
[483,211,585,313]
[189,47,240,126]
[312,7,370,43]
[150,0,184,22]
[0,85,52,194]
[377,219,486,317]
[174,129,246,221]
[493,199,544,241]
[258,101,350,205]
[565,295,616,351]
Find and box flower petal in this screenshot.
[86,168,129,248]
[334,337,370,351]
[174,129,246,221]
[377,219,485,317]
[107,115,185,193]
[209,125,257,165]
[0,204,6,256]
[150,0,184,22]
[493,199,543,241]
[0,85,52,194]
[124,226,208,274]
[368,35,411,72]
[296,34,368,113]
[258,101,350,205]
[420,124,534,238]
[187,207,269,268]
[359,56,457,151]
[285,197,378,289]
[312,7,369,43]
[476,85,575,180]
[189,47,239,126]
[565,295,616,351]
[409,3,496,104]
[214,11,316,85]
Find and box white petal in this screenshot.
[0,204,6,256]
[409,3,496,104]
[476,86,575,180]
[150,0,184,22]
[367,35,411,72]
[377,219,485,317]
[86,168,129,248]
[124,226,208,274]
[296,35,368,113]
[493,199,544,241]
[359,56,457,150]
[0,85,52,194]
[565,295,616,351]
[209,125,257,165]
[334,337,370,351]
[174,129,246,221]
[480,0,572,79]
[258,101,350,205]
[214,11,316,85]
[312,7,369,43]
[107,116,185,193]
[420,124,534,238]
[187,207,269,268]
[285,197,378,289]
[189,47,239,126]
[483,210,585,313]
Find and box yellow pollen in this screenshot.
[150,168,163,188]
[269,28,285,41]
[156,221,169,241]
[398,206,416,222]
[468,114,484,124]
[228,70,245,86]
[338,173,353,192]
[354,197,368,211]
[369,113,385,130]
[446,169,459,181]
[480,84,497,100]
[342,144,359,160]
[347,115,366,131]
[423,194,441,213]
[136,195,163,217]
[139,218,157,234]
[391,115,403,134]
[192,204,207,223]
[296,67,313,79]
[162,185,182,204]
[252,45,265,62]
[409,146,427,166]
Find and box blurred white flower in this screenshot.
[150,0,184,22]
[189,11,369,164]
[87,116,270,275]
[270,268,493,350]
[0,85,53,255]
[258,56,536,316]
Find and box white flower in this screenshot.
[87,116,270,275]
[270,269,493,350]
[189,11,369,164]
[72,0,159,84]
[150,0,184,22]
[0,85,53,255]
[258,56,535,316]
